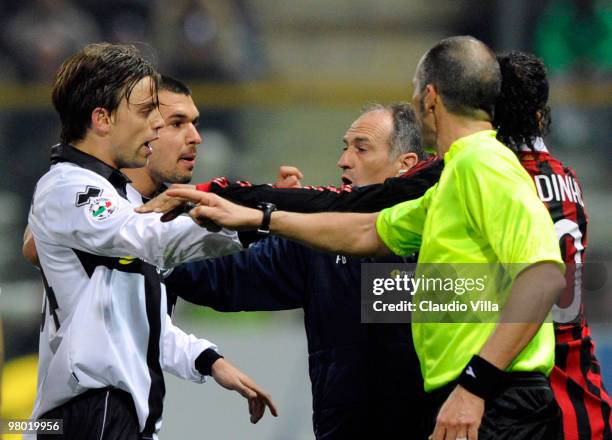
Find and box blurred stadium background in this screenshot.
[0,0,609,438]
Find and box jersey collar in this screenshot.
[444,129,497,164]
[518,137,549,153]
[51,143,132,195]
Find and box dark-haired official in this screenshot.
[141,36,566,440]
[26,46,276,440]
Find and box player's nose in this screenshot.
[337,150,352,169]
[187,123,202,146]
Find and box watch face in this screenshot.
[258,202,275,210]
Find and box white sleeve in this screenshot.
[29,167,240,268]
[162,314,217,383]
[160,226,242,269]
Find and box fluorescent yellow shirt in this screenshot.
[376,130,564,391]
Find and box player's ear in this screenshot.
[423,84,438,112]
[396,152,418,175]
[91,107,112,136]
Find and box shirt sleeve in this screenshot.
[204,158,443,213]
[165,236,307,311]
[375,185,435,256]
[161,314,217,383]
[455,150,564,279]
[29,167,240,269]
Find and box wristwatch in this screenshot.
[256,202,277,235]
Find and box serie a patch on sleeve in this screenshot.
[74,185,118,221]
[87,197,117,221]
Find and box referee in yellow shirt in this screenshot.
[140,36,566,440]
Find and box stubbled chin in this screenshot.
[175,174,193,184]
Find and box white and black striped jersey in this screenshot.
[27,144,241,439]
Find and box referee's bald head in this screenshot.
[415,36,501,121]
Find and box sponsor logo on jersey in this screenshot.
[465,366,476,379]
[76,186,103,207]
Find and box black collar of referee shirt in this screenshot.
[51,143,132,198]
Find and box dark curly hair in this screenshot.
[494,50,551,151]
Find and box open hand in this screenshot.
[163,188,263,230]
[211,358,278,423]
[134,183,196,221]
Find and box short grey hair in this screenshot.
[362,103,425,160]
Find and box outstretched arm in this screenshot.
[210,158,441,212]
[135,157,442,218]
[159,188,391,258]
[28,173,241,269]
[166,236,308,312]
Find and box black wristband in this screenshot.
[195,348,224,376]
[458,354,508,400]
[257,202,276,235]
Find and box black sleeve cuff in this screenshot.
[195,348,224,376]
